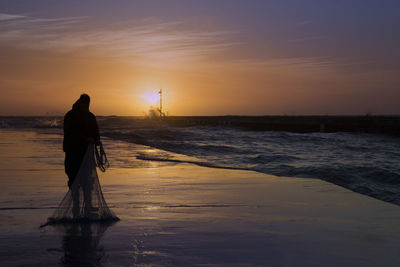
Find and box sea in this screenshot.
[1,116,400,205]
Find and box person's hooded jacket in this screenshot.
[63,99,100,152]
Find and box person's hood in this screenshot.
[72,99,89,112]
[72,99,80,111]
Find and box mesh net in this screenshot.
[45,144,119,225]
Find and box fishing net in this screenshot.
[44,144,119,226]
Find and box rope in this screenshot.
[95,142,110,172]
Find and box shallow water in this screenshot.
[3,116,399,205]
[1,129,400,266]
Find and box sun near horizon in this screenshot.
[1,1,400,116]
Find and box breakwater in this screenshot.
[164,115,400,135]
[1,115,399,136]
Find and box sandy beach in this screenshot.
[1,129,400,266]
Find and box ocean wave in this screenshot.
[136,153,250,172]
[104,125,400,205]
[0,116,62,129]
[2,116,400,206]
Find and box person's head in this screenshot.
[78,94,90,110]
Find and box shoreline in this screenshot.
[2,126,400,207]
[1,129,400,266]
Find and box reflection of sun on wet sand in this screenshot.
[1,129,400,266]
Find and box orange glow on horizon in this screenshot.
[1,6,400,116]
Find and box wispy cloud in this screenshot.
[0,13,368,72]
[0,13,238,65]
[0,13,26,21]
[206,56,366,75]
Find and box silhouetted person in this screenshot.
[63,94,100,188]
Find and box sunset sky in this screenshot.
[0,0,399,116]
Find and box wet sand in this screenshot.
[1,129,400,266]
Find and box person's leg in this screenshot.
[64,147,87,219]
[65,152,78,187]
[71,188,80,219]
[83,179,93,216]
[65,147,87,186]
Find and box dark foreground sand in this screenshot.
[0,129,400,266]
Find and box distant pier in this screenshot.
[164,115,400,136]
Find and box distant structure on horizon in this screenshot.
[158,89,166,118]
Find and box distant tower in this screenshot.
[158,89,165,117]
